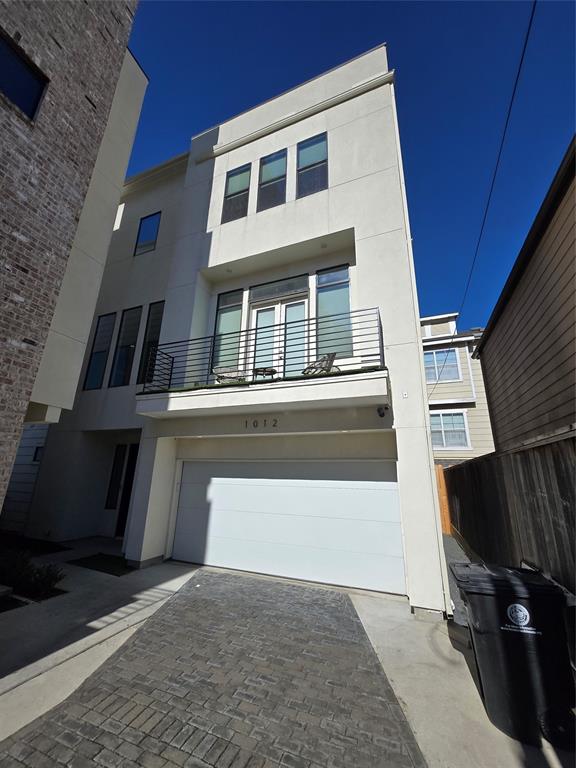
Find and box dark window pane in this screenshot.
[297,163,328,198]
[222,190,249,223]
[105,445,127,509]
[134,212,161,256]
[217,290,243,309]
[225,165,250,195]
[297,134,327,169]
[137,301,165,384]
[109,307,142,387]
[84,313,116,390]
[257,177,286,212]
[0,32,47,119]
[249,274,308,303]
[317,265,349,286]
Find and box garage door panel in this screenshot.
[173,460,406,594]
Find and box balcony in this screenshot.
[136,308,390,418]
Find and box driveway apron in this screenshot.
[0,569,427,768]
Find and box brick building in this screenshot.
[0,1,146,507]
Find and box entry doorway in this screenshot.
[250,298,308,378]
[105,443,139,538]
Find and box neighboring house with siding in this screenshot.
[421,314,494,465]
[21,46,450,614]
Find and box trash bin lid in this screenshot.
[449,562,563,597]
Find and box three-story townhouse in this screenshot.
[26,46,449,613]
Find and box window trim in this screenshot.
[137,300,165,385]
[257,149,287,212]
[133,211,161,257]
[296,132,328,199]
[0,27,49,121]
[108,305,143,388]
[83,312,117,391]
[424,347,462,384]
[221,163,251,223]
[430,409,472,450]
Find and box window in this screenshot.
[222,164,251,223]
[424,348,460,382]
[0,30,48,119]
[213,290,243,369]
[249,274,308,304]
[316,265,352,358]
[84,313,116,390]
[297,133,328,198]
[257,149,287,212]
[109,306,142,387]
[430,412,469,448]
[134,212,161,256]
[32,446,43,463]
[137,301,165,384]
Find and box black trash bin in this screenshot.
[451,562,574,746]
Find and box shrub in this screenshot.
[0,548,64,599]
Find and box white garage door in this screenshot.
[172,461,405,593]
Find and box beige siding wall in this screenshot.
[426,343,474,401]
[481,177,576,451]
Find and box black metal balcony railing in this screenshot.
[141,307,384,394]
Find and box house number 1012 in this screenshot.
[244,418,279,429]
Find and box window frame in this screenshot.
[315,264,352,359]
[424,347,462,384]
[133,211,161,257]
[430,410,471,450]
[108,305,143,388]
[257,149,287,212]
[137,301,165,384]
[83,312,117,391]
[221,163,251,223]
[0,27,49,121]
[296,132,328,199]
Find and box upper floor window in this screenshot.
[109,306,142,387]
[430,412,469,448]
[0,30,48,119]
[297,133,328,198]
[424,348,460,382]
[257,149,287,212]
[134,212,161,256]
[213,290,243,369]
[222,164,251,223]
[137,301,165,384]
[316,265,352,358]
[84,313,116,390]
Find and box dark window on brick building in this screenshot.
[84,313,116,390]
[297,133,328,198]
[221,164,251,223]
[134,212,161,256]
[257,149,287,212]
[137,301,165,384]
[109,306,142,387]
[0,30,48,119]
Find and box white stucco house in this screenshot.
[20,46,449,613]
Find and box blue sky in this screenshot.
[128,1,575,328]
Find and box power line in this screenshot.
[427,0,537,401]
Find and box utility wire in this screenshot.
[427,0,537,401]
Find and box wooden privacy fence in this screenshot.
[435,464,451,534]
[444,437,575,594]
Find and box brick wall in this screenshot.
[0,1,138,506]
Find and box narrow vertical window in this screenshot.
[0,30,48,119]
[137,301,165,384]
[134,212,161,256]
[212,290,243,369]
[84,313,116,390]
[221,164,251,223]
[257,149,287,212]
[297,133,328,198]
[316,266,352,358]
[109,307,142,387]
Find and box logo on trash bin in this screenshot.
[507,603,530,627]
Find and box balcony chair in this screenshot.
[302,352,340,376]
[212,366,247,384]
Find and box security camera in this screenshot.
[377,406,389,418]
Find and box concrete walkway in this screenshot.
[0,569,426,768]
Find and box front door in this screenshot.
[250,298,307,379]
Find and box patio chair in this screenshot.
[212,366,247,384]
[302,352,340,376]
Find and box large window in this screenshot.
[424,348,460,382]
[134,212,161,256]
[109,306,142,387]
[316,265,352,358]
[430,412,469,448]
[0,30,48,119]
[212,290,243,369]
[137,301,165,384]
[221,164,251,223]
[84,313,116,390]
[257,149,287,212]
[297,133,328,198]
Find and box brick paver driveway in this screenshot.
[0,569,426,768]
